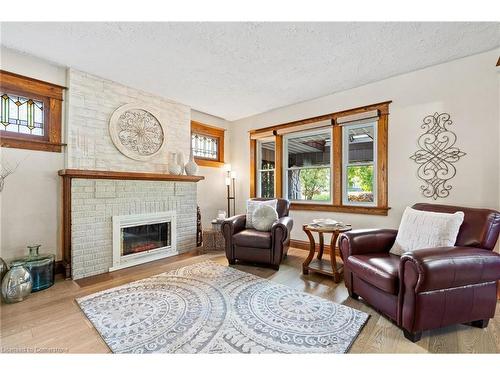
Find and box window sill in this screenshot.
[194,158,224,168]
[0,137,65,152]
[289,203,390,216]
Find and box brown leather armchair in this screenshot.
[339,203,500,342]
[221,198,293,270]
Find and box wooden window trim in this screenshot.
[249,101,390,137]
[0,70,65,152]
[249,101,391,216]
[191,120,225,168]
[249,139,257,197]
[275,134,283,197]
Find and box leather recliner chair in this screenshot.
[221,198,293,270]
[339,203,500,342]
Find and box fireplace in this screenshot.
[122,221,171,255]
[110,211,177,271]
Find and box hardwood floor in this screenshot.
[1,248,499,353]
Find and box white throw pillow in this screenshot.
[252,205,279,232]
[389,207,464,256]
[246,199,278,229]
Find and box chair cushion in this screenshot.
[233,229,272,249]
[246,199,277,229]
[252,205,278,231]
[412,203,500,250]
[250,198,290,218]
[347,253,401,295]
[389,206,464,256]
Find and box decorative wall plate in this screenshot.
[109,103,166,161]
[410,112,466,200]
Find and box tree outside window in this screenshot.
[343,123,376,205]
[285,130,331,202]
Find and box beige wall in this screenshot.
[191,110,232,227]
[0,47,66,261]
[229,49,500,243]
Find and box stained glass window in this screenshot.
[190,121,225,167]
[191,133,219,160]
[0,92,45,136]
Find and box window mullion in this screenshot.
[332,125,342,206]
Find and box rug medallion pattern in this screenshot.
[77,261,368,353]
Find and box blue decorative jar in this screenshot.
[15,245,55,292]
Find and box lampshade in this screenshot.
[225,177,231,186]
[223,163,232,172]
[230,171,237,179]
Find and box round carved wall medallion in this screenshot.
[109,104,166,161]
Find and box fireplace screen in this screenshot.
[121,221,171,256]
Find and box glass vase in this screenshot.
[1,261,32,303]
[15,244,55,292]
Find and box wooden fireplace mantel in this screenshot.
[58,169,205,182]
[59,169,204,279]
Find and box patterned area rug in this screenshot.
[77,261,369,353]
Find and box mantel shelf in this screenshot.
[58,169,205,182]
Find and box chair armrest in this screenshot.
[271,216,293,244]
[221,214,247,262]
[221,214,246,239]
[400,247,500,293]
[339,229,398,260]
[270,216,293,266]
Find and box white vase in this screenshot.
[168,152,182,175]
[185,152,198,176]
[177,152,185,175]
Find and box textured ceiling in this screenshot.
[1,22,499,120]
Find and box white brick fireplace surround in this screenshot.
[57,69,205,280]
[60,170,203,280]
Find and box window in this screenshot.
[284,129,332,203]
[191,121,225,167]
[256,139,275,198]
[1,94,45,136]
[192,133,218,160]
[0,70,64,152]
[249,101,390,215]
[343,122,377,206]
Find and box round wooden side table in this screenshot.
[302,223,352,283]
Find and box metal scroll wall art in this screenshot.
[410,112,466,200]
